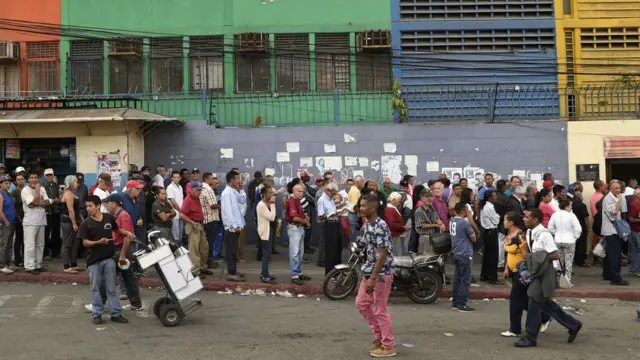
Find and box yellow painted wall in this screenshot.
[76,135,128,174]
[127,130,145,171]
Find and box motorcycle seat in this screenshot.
[394,253,435,267]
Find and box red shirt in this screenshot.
[285,197,304,223]
[90,183,114,196]
[113,209,134,246]
[384,206,406,237]
[628,198,640,232]
[181,194,204,221]
[539,202,555,228]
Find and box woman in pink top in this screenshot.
[538,188,555,227]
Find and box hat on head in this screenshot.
[315,177,323,184]
[254,171,263,179]
[192,168,200,174]
[15,166,25,173]
[44,168,54,176]
[103,193,123,205]
[419,188,433,197]
[130,173,144,181]
[299,170,312,178]
[0,163,5,169]
[125,180,144,189]
[543,180,553,189]
[75,172,85,181]
[190,181,203,191]
[0,174,11,182]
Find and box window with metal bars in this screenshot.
[70,40,104,94]
[275,34,310,92]
[564,31,575,87]
[235,53,270,92]
[189,36,224,92]
[399,0,554,20]
[316,33,351,91]
[580,28,640,49]
[150,37,184,93]
[0,63,20,97]
[400,29,555,52]
[27,41,60,95]
[110,58,144,93]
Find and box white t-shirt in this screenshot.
[21,187,50,226]
[93,187,110,213]
[166,182,184,214]
[152,174,165,189]
[527,224,559,268]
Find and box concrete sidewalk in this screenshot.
[2,246,639,301]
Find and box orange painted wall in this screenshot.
[0,0,61,42]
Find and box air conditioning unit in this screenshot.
[0,42,20,60]
[357,30,391,52]
[108,38,142,57]
[236,33,268,52]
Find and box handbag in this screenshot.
[603,203,631,242]
[516,260,533,286]
[592,239,607,258]
[557,258,574,289]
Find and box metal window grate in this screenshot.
[27,41,59,59]
[235,53,270,92]
[0,63,20,97]
[580,28,640,49]
[356,53,392,91]
[110,58,144,93]
[315,33,350,52]
[399,0,554,20]
[400,29,555,52]
[70,59,104,94]
[189,36,224,56]
[565,30,575,87]
[316,33,350,91]
[150,37,183,58]
[275,34,310,91]
[70,40,103,59]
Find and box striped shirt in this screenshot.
[199,183,220,224]
[414,204,439,236]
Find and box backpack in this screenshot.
[592,197,604,237]
[397,190,412,222]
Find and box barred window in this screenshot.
[27,41,60,95]
[189,36,224,92]
[316,33,350,91]
[150,37,184,93]
[0,63,20,97]
[399,0,554,20]
[401,29,555,52]
[275,34,310,92]
[235,53,270,92]
[356,53,392,91]
[70,40,104,94]
[580,28,640,49]
[108,38,143,94]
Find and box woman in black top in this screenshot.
[61,175,82,273]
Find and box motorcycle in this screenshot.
[322,242,445,304]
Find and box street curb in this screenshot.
[2,272,638,301]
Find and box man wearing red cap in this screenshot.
[121,180,145,246]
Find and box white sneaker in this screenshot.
[540,319,552,333]
[84,304,106,314]
[121,304,144,311]
[0,266,14,275]
[501,331,519,337]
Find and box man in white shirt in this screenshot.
[152,165,167,189]
[166,170,184,242]
[480,190,500,284]
[21,173,53,275]
[93,174,111,213]
[601,180,627,286]
[549,184,565,212]
[624,178,637,197]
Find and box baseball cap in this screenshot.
[102,193,123,205]
[419,188,433,197]
[299,170,312,178]
[315,177,323,184]
[44,168,54,176]
[543,180,553,189]
[0,163,5,169]
[125,180,144,189]
[15,166,25,173]
[130,173,144,181]
[192,168,200,174]
[0,174,11,182]
[75,172,85,181]
[189,181,204,191]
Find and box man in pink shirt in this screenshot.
[431,181,449,231]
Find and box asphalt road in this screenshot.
[0,282,639,360]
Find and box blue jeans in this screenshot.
[204,222,222,262]
[452,254,472,308]
[629,232,640,274]
[348,212,359,243]
[260,240,271,279]
[88,258,120,318]
[212,224,224,259]
[288,225,305,278]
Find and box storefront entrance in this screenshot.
[606,158,640,183]
[1,138,76,180]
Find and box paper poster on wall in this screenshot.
[324,144,336,153]
[442,168,463,184]
[300,157,313,168]
[404,155,418,176]
[426,161,440,172]
[97,153,122,188]
[463,166,485,190]
[264,168,276,177]
[344,156,358,166]
[276,152,290,163]
[344,134,357,143]
[286,142,300,153]
[5,139,19,159]
[358,157,369,167]
[316,156,343,173]
[383,143,397,153]
[353,170,364,178]
[512,170,526,178]
[220,148,234,159]
[381,155,402,183]
[371,160,380,172]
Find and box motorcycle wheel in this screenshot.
[407,268,442,304]
[323,268,359,301]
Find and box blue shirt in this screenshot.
[359,217,394,276]
[1,190,16,224]
[478,185,496,201]
[317,193,336,219]
[449,216,474,258]
[121,193,142,224]
[221,186,246,231]
[8,183,16,193]
[505,188,514,198]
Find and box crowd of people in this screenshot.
[0,161,638,356]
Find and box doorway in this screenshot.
[606,158,640,183]
[1,138,77,180]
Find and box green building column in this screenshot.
[224,35,235,95]
[183,36,190,93]
[349,33,357,92]
[143,39,150,93]
[309,33,316,92]
[60,39,70,95]
[269,33,276,92]
[103,41,110,94]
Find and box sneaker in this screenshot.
[85,304,106,314]
[119,293,128,301]
[292,278,305,285]
[238,258,248,263]
[92,317,103,325]
[0,266,14,275]
[457,305,475,313]
[371,340,382,352]
[261,277,277,284]
[121,304,144,311]
[63,268,78,274]
[567,322,582,343]
[370,347,397,358]
[611,280,630,286]
[226,274,245,282]
[72,266,85,272]
[299,274,312,281]
[110,315,129,323]
[501,331,519,337]
[27,269,39,275]
[540,319,552,333]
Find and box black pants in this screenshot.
[324,221,342,275]
[45,213,61,257]
[525,298,581,344]
[316,221,326,265]
[99,248,142,308]
[224,230,240,275]
[574,230,588,266]
[509,271,550,334]
[603,235,623,283]
[14,222,24,265]
[304,224,313,250]
[480,228,499,282]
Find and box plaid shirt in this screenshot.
[199,183,220,224]
[414,204,439,236]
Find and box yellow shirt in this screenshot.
[347,186,361,209]
[504,231,527,272]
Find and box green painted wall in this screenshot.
[59,0,393,126]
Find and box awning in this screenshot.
[0,108,183,136]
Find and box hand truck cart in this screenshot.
[133,230,204,327]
